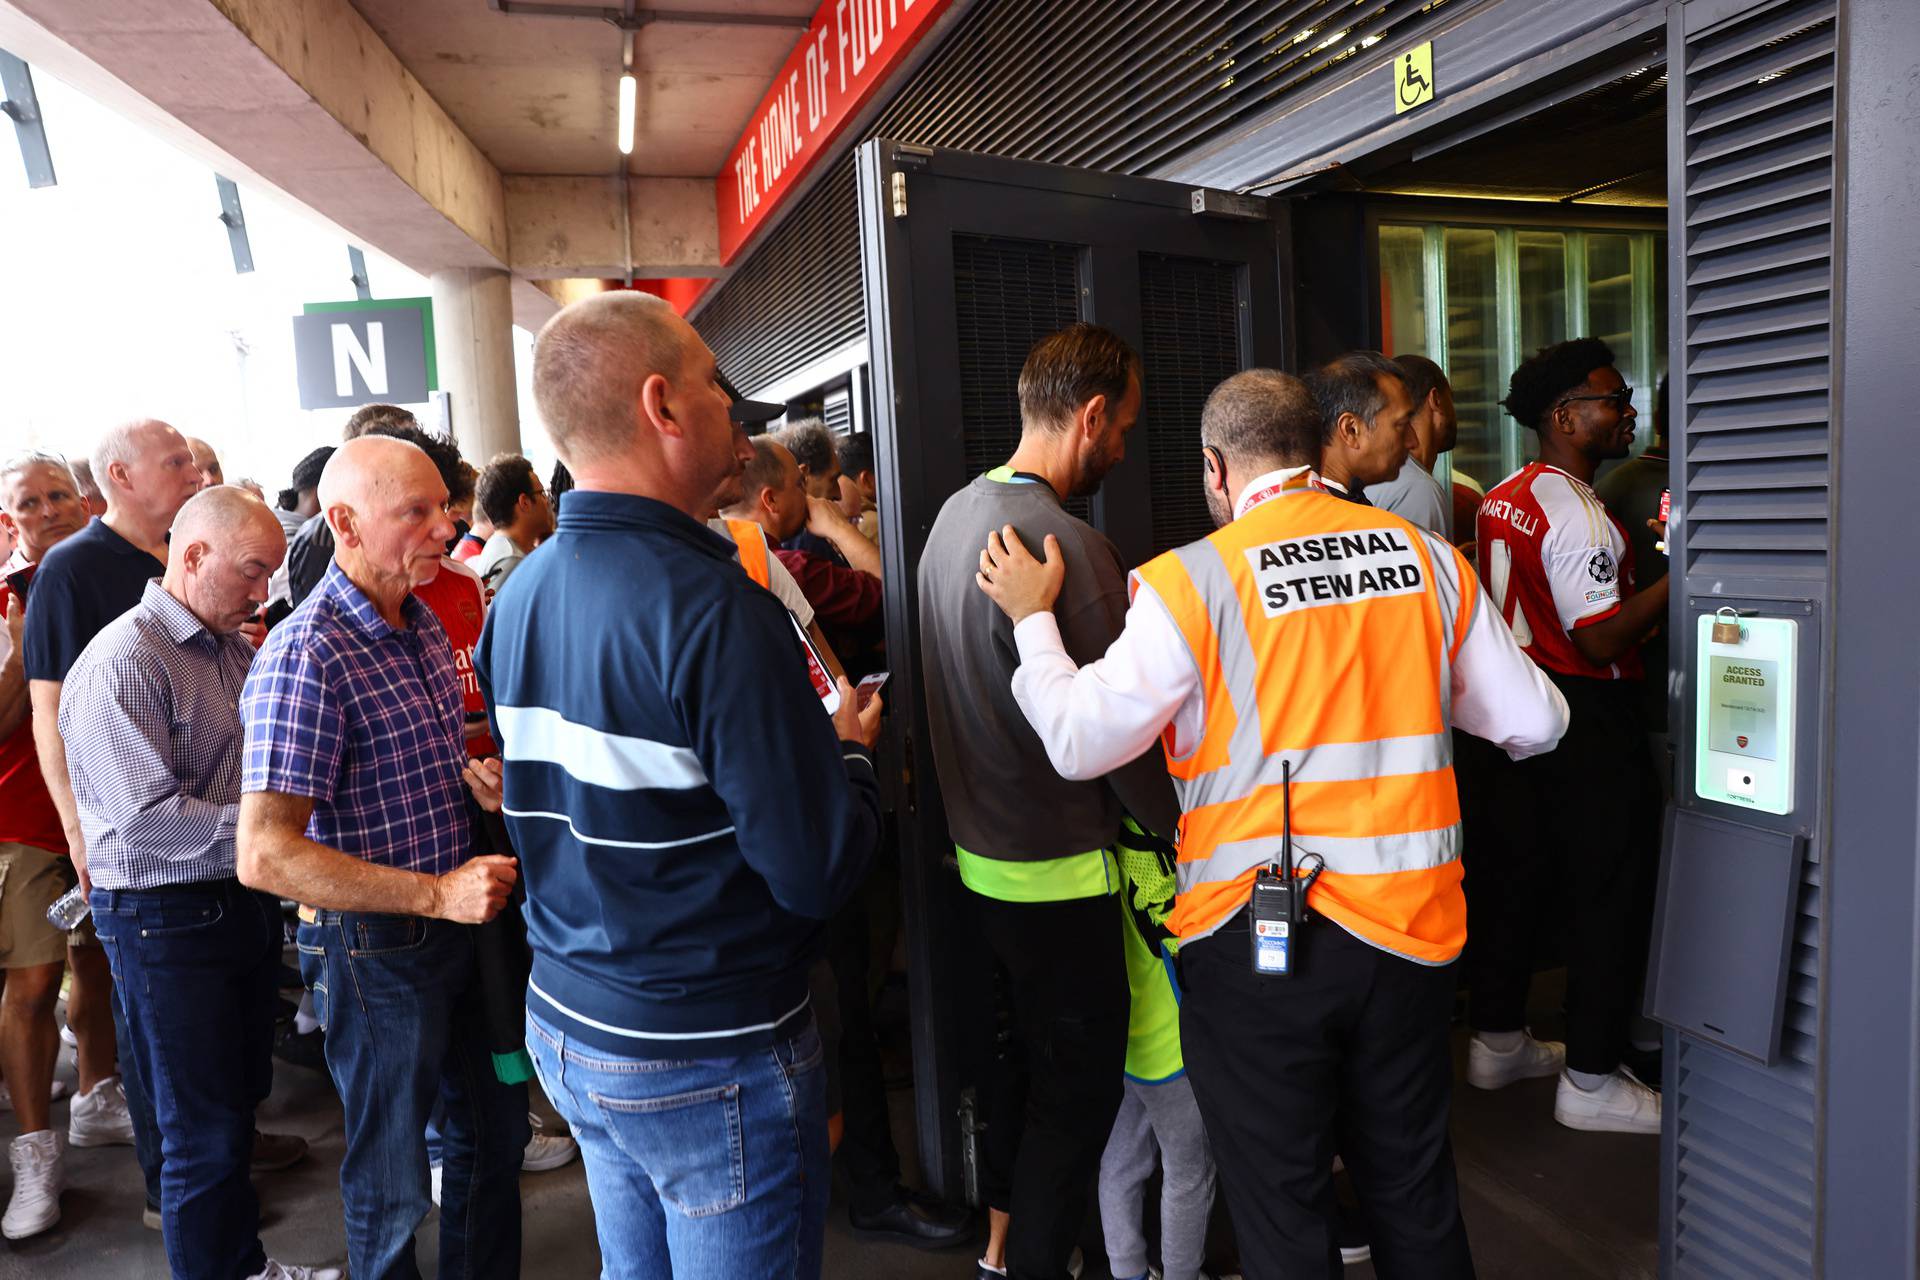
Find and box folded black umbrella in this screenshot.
[467,797,534,1086]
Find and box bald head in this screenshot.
[164,485,287,633]
[532,291,693,466]
[319,435,458,606]
[318,435,435,514]
[185,436,225,489]
[92,418,200,534]
[169,484,279,558]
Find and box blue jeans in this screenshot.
[91,881,278,1280]
[525,1006,829,1280]
[297,913,529,1280]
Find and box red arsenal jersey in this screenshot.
[414,556,498,756]
[1476,462,1643,681]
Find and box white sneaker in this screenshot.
[68,1075,135,1147]
[523,1113,578,1172]
[3,1130,64,1239]
[1467,1032,1567,1090]
[0,1078,70,1110]
[59,1024,77,1050]
[248,1261,344,1280]
[1554,1067,1662,1135]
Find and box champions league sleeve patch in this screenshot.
[1245,528,1425,617]
[1587,548,1617,585]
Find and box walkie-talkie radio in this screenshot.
[1249,760,1325,978]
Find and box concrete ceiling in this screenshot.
[350,0,812,178]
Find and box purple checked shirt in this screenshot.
[240,561,470,875]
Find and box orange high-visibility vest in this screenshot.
[725,519,772,589]
[1131,481,1478,965]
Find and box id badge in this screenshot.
[1249,872,1294,978]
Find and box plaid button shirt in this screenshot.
[59,581,255,890]
[241,561,470,875]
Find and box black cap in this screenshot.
[719,372,783,426]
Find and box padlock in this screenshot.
[1711,607,1743,645]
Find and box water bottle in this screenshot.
[46,886,91,931]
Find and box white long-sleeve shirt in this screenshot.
[1009,469,1570,783]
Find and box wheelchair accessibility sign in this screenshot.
[1394,42,1435,114]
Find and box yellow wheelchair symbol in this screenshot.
[1395,42,1435,114]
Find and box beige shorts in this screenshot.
[0,841,83,969]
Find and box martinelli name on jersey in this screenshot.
[1245,528,1425,617]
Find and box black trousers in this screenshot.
[976,891,1130,1280]
[825,875,902,1215]
[1464,674,1662,1074]
[1181,917,1475,1280]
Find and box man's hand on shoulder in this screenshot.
[977,525,1065,623]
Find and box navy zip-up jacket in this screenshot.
[474,491,881,1057]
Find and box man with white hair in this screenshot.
[238,434,527,1280]
[476,291,886,1279]
[24,420,200,1223]
[61,487,338,1279]
[0,452,92,1239]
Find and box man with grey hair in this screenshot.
[24,420,202,1223]
[1304,350,1418,506]
[776,418,851,561]
[0,450,94,1238]
[239,435,526,1280]
[62,487,337,1279]
[479,290,886,1279]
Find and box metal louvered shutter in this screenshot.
[951,233,1088,516]
[698,0,1457,389]
[698,155,862,396]
[1140,254,1244,554]
[822,386,853,436]
[1667,2,1835,1275]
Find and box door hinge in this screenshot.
[890,169,909,218]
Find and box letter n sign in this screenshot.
[292,297,436,409]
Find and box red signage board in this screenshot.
[716,0,956,264]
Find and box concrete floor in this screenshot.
[0,972,1655,1280]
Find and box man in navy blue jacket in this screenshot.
[476,291,885,1280]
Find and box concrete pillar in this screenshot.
[431,267,520,462]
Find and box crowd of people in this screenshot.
[0,285,1672,1280]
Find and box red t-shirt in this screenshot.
[0,566,66,852]
[1477,462,1643,681]
[413,557,498,757]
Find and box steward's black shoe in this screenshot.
[848,1189,973,1250]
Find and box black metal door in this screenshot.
[854,139,1288,1195]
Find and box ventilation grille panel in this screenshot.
[1670,2,1834,1275]
[951,234,1087,516]
[1139,254,1243,554]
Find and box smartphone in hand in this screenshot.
[855,671,889,711]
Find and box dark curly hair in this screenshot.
[1500,337,1617,431]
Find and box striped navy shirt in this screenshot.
[59,581,255,891]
